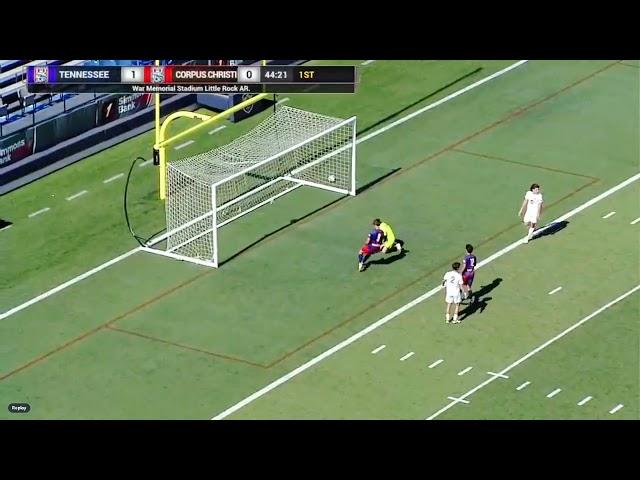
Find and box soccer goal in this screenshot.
[142,106,357,268]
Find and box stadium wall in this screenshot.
[0,94,194,194]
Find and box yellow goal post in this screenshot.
[153,60,269,200]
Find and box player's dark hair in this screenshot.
[466,244,473,253]
[452,262,461,271]
[373,218,381,226]
[530,183,540,191]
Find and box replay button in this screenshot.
[8,403,31,413]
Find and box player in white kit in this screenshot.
[518,183,544,243]
[443,262,464,324]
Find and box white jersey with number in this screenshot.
[443,270,463,304]
[524,191,543,223]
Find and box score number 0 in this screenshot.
[238,66,261,83]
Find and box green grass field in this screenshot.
[1,60,638,419]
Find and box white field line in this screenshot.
[208,125,227,135]
[103,173,124,184]
[400,352,415,361]
[428,359,444,369]
[66,190,88,201]
[426,284,640,420]
[28,208,50,218]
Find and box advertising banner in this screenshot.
[97,93,153,125]
[0,129,36,168]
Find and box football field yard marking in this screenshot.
[361,60,376,66]
[175,140,194,150]
[400,352,415,361]
[371,345,386,354]
[429,359,444,369]
[577,396,593,406]
[208,125,226,135]
[630,217,640,225]
[609,404,624,414]
[458,367,473,376]
[213,173,640,419]
[548,286,563,295]
[602,211,616,219]
[487,371,509,379]
[425,284,640,420]
[103,173,124,184]
[28,207,50,218]
[1,60,530,323]
[276,97,290,105]
[447,396,470,405]
[516,381,531,391]
[66,190,88,201]
[546,388,562,398]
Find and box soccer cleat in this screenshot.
[358,263,365,272]
[452,319,461,324]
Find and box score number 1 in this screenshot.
[121,67,144,83]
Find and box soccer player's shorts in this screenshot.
[361,244,382,255]
[445,292,462,304]
[523,210,539,225]
[462,271,475,287]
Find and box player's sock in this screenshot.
[363,254,370,264]
[445,313,451,323]
[358,253,364,263]
[453,313,459,323]
[528,226,534,239]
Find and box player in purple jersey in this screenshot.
[358,229,384,272]
[461,244,477,302]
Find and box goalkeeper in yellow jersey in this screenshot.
[373,218,404,254]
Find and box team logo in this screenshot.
[151,67,165,83]
[242,93,255,114]
[34,66,48,83]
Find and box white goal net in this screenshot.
[143,106,357,267]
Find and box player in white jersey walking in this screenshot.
[518,183,544,243]
[443,262,464,324]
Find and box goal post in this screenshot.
[144,106,357,268]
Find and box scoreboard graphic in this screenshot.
[27,65,358,94]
